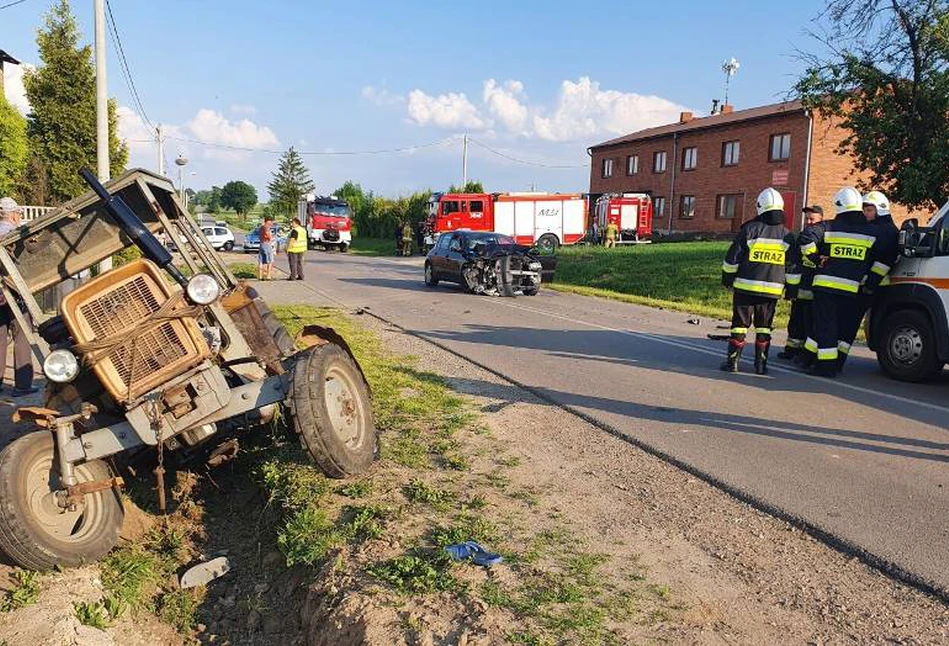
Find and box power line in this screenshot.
[105,0,153,129]
[0,0,30,10]
[467,137,586,169]
[163,135,457,156]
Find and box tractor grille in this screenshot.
[62,260,207,402]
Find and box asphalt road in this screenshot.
[282,249,949,595]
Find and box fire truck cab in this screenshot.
[594,193,653,243]
[298,194,353,252]
[426,192,587,253]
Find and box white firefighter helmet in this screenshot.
[756,188,784,215]
[833,187,863,215]
[862,190,891,216]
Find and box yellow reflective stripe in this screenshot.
[731,327,748,334]
[802,257,817,268]
[756,328,772,335]
[786,338,804,348]
[880,275,891,286]
[798,289,814,300]
[813,275,860,293]
[838,341,852,355]
[804,338,818,353]
[800,242,818,255]
[733,278,784,296]
[749,239,789,251]
[871,261,890,276]
[824,231,874,246]
[786,273,802,285]
[722,262,739,273]
[817,347,839,360]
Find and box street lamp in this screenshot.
[722,57,740,107]
[175,156,188,205]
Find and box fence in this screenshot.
[20,205,55,222]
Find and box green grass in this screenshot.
[553,242,790,325]
[74,600,111,629]
[228,261,258,279]
[349,236,401,256]
[0,570,40,612]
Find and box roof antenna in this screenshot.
[722,57,740,107]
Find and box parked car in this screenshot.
[244,225,288,253]
[424,230,556,296]
[201,225,235,251]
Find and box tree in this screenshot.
[795,0,949,209]
[268,146,314,217]
[220,181,258,222]
[0,95,27,198]
[447,180,484,194]
[24,0,127,204]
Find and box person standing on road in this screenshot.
[286,217,307,281]
[720,188,793,375]
[257,215,275,281]
[798,187,881,378]
[395,220,404,255]
[834,191,899,373]
[778,205,825,363]
[604,219,619,248]
[402,220,414,256]
[0,198,37,396]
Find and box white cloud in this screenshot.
[361,85,404,106]
[482,79,529,135]
[3,62,34,115]
[405,89,489,130]
[186,108,279,150]
[532,77,687,142]
[230,104,257,115]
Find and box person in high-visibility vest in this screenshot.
[286,217,308,280]
[604,220,619,248]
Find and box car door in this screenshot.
[445,234,466,280]
[201,227,218,249]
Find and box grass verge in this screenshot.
[349,236,401,256]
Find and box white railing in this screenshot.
[21,205,56,222]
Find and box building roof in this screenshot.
[0,50,20,65]
[590,99,806,150]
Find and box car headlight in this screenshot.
[528,261,543,270]
[186,273,220,305]
[43,349,80,384]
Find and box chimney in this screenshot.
[710,99,720,115]
[721,104,734,114]
[679,111,694,124]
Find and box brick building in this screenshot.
[588,100,917,235]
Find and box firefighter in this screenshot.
[604,219,619,248]
[778,205,825,362]
[720,188,793,375]
[286,217,307,280]
[834,190,899,372]
[798,187,881,377]
[401,220,414,256]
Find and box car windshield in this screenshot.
[466,233,515,250]
[310,203,351,218]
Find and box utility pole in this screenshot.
[94,0,112,271]
[462,133,468,189]
[156,124,165,175]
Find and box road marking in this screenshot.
[488,298,949,418]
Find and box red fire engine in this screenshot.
[426,192,588,252]
[594,193,653,243]
[297,194,354,251]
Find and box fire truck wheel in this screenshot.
[537,234,560,254]
[291,343,376,478]
[339,243,349,253]
[877,309,943,382]
[0,431,123,571]
[523,286,539,296]
[424,262,439,286]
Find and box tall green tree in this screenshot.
[25,0,127,204]
[795,0,949,209]
[448,180,484,193]
[0,95,27,198]
[220,180,258,223]
[267,146,314,217]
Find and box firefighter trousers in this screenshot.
[785,298,813,351]
[836,291,875,366]
[730,291,777,347]
[808,289,856,376]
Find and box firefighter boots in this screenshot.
[776,346,798,361]
[719,341,744,373]
[754,340,770,375]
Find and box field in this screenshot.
[552,241,790,325]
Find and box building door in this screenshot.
[780,191,796,231]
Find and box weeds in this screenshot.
[403,479,456,509]
[336,479,374,498]
[278,506,343,566]
[0,570,40,612]
[74,600,111,629]
[228,262,258,279]
[367,552,459,594]
[158,588,202,634]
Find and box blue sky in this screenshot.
[2,0,829,199]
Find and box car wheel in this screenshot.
[339,243,349,253]
[537,234,560,254]
[523,286,539,296]
[877,309,943,382]
[223,241,234,251]
[0,432,124,571]
[424,262,439,287]
[290,344,376,478]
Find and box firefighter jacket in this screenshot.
[871,214,900,287]
[799,211,879,295]
[721,210,793,299]
[785,222,826,301]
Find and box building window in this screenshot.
[682,147,698,171]
[769,133,791,161]
[718,194,742,219]
[653,196,665,218]
[722,140,740,166]
[602,158,613,178]
[679,195,696,219]
[653,151,667,173]
[626,154,639,176]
